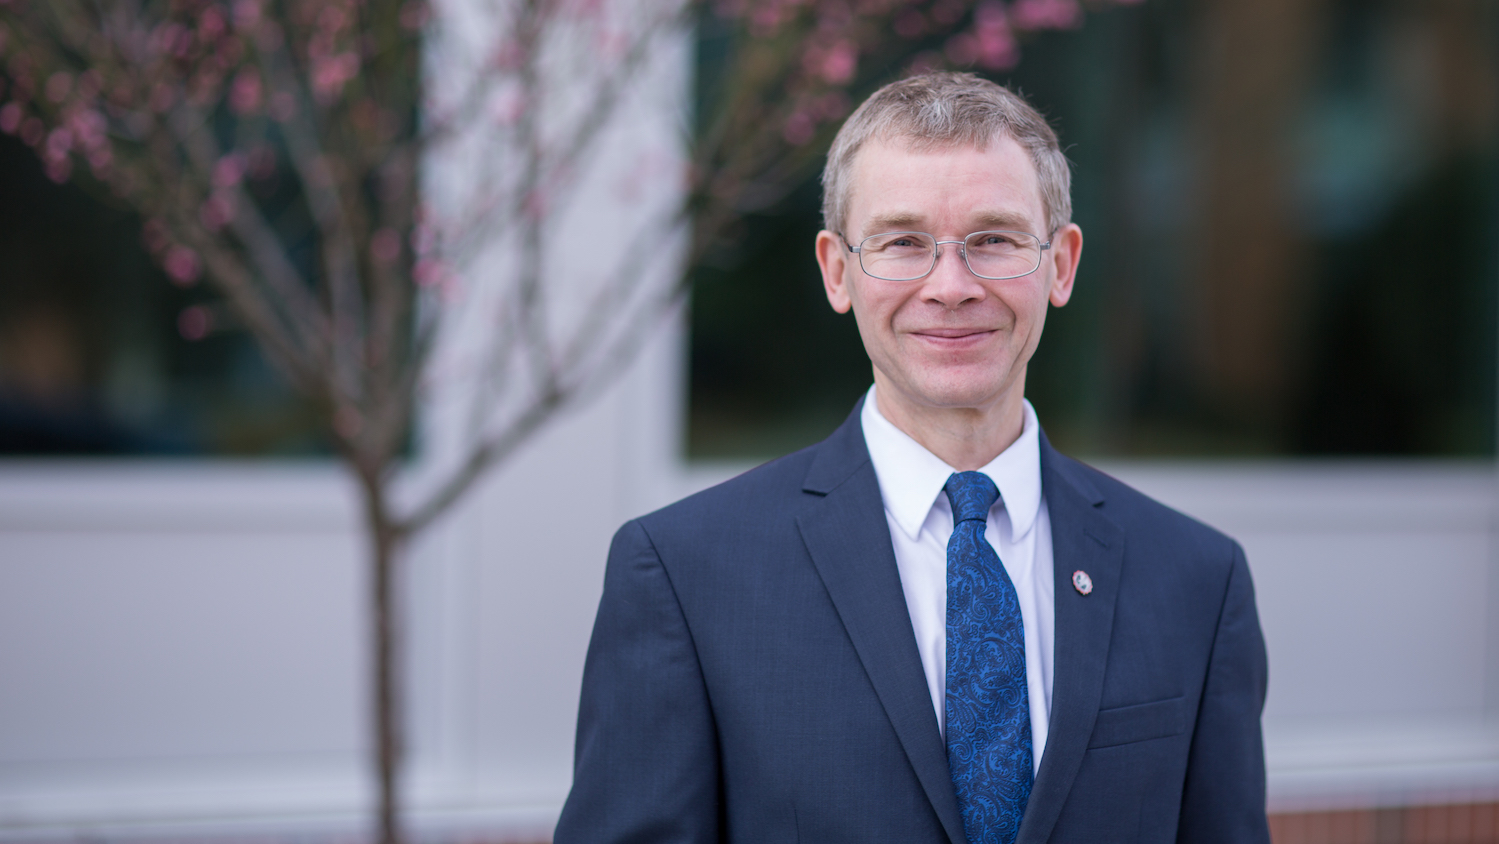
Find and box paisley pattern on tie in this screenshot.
[944,471,1033,844]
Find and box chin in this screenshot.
[904,373,1012,411]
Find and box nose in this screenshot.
[922,240,987,308]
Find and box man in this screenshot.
[556,73,1269,844]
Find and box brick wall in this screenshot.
[1270,803,1499,844]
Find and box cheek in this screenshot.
[848,282,899,330]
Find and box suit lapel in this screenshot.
[1016,434,1124,844]
[796,405,968,844]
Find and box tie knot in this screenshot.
[944,471,999,525]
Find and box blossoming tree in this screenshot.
[0,0,1133,840]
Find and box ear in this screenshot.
[1046,223,1083,307]
[816,229,854,314]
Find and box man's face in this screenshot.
[815,136,1083,419]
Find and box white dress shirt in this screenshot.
[861,385,1056,773]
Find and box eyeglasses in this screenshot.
[844,230,1052,281]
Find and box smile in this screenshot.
[909,328,997,347]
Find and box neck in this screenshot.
[873,374,1027,472]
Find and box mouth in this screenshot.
[910,327,996,343]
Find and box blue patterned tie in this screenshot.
[944,471,1032,844]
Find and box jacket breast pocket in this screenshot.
[1087,696,1186,749]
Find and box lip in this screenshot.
[909,328,997,346]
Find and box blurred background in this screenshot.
[690,0,1498,461]
[1,0,1497,842]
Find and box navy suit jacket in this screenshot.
[556,401,1270,844]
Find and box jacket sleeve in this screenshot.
[1176,541,1271,844]
[554,519,721,844]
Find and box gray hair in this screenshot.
[820,72,1072,238]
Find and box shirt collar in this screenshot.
[861,384,1044,542]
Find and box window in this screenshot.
[0,133,324,456]
[689,0,1498,459]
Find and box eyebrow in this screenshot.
[860,210,1038,237]
[862,213,924,235]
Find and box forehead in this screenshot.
[844,136,1045,237]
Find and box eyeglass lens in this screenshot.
[859,231,1043,281]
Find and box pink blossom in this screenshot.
[229,69,263,113]
[975,0,1006,27]
[906,50,944,75]
[142,219,171,253]
[178,305,212,340]
[164,245,202,286]
[976,31,1017,69]
[150,82,177,113]
[370,228,401,264]
[819,41,857,85]
[567,0,606,20]
[233,0,263,29]
[172,27,196,58]
[19,116,43,146]
[0,102,21,134]
[410,218,435,256]
[750,3,786,36]
[893,9,926,38]
[488,41,525,71]
[68,109,107,149]
[199,6,227,41]
[199,193,235,230]
[944,32,978,66]
[77,71,102,101]
[816,91,850,119]
[311,53,359,103]
[973,2,1017,69]
[150,23,183,56]
[930,0,965,26]
[108,81,133,107]
[44,158,71,183]
[782,110,815,146]
[412,258,447,287]
[1011,0,1082,31]
[318,5,350,35]
[595,28,631,62]
[815,0,853,33]
[188,79,220,107]
[436,275,465,304]
[45,71,72,103]
[86,145,112,176]
[44,127,72,156]
[213,152,247,188]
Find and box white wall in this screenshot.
[1105,462,1499,812]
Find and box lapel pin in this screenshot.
[1072,570,1093,596]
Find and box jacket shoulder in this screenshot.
[1049,450,1241,559]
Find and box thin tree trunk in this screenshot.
[361,476,405,844]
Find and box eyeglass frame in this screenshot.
[841,229,1055,282]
